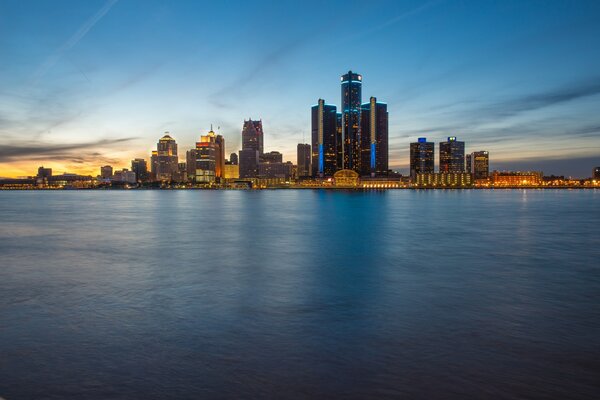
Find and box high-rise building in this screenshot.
[360,97,388,176]
[192,128,224,184]
[239,149,259,178]
[155,133,179,181]
[341,71,362,172]
[410,138,434,179]
[230,152,238,165]
[311,99,338,177]
[336,112,343,169]
[297,143,311,178]
[100,165,113,179]
[467,151,489,180]
[242,119,264,155]
[594,167,600,179]
[150,151,158,180]
[131,159,148,182]
[439,137,465,173]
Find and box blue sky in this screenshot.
[1,0,599,177]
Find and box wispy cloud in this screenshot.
[0,137,136,162]
[30,0,118,85]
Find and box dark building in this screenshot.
[230,152,238,165]
[360,97,388,176]
[242,119,264,156]
[239,149,259,178]
[311,99,338,177]
[410,138,435,179]
[261,151,283,164]
[297,143,311,178]
[100,165,113,179]
[37,166,52,178]
[131,159,148,182]
[467,151,489,180]
[439,137,465,173]
[341,71,362,173]
[594,167,600,179]
[336,112,343,169]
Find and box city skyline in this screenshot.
[1,0,600,178]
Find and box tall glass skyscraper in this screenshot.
[410,138,435,179]
[311,99,338,177]
[341,71,362,172]
[440,137,465,173]
[360,97,388,176]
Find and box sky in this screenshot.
[1,0,600,178]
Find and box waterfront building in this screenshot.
[230,152,238,165]
[409,138,435,179]
[297,143,311,178]
[311,99,338,177]
[594,167,600,179]
[131,159,148,182]
[491,171,543,186]
[467,151,489,179]
[37,166,52,179]
[440,137,465,173]
[413,172,473,188]
[155,133,179,181]
[223,164,240,179]
[360,97,388,176]
[112,169,136,184]
[341,71,362,173]
[150,151,158,180]
[242,119,264,156]
[192,128,224,184]
[100,165,113,179]
[239,149,259,178]
[333,169,360,188]
[258,161,294,180]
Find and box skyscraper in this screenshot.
[155,133,179,181]
[439,137,465,173]
[297,143,311,178]
[341,71,362,172]
[131,158,148,182]
[467,151,489,180]
[594,167,600,179]
[230,152,238,165]
[311,99,338,177]
[192,128,224,184]
[410,138,434,179]
[242,119,264,156]
[360,97,388,176]
[239,149,259,178]
[336,112,343,169]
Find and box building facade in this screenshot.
[410,138,435,179]
[311,99,338,177]
[413,172,473,188]
[468,151,489,180]
[360,97,388,176]
[439,137,465,173]
[297,143,311,178]
[131,159,148,182]
[239,149,259,178]
[155,133,179,181]
[341,71,362,173]
[242,119,264,156]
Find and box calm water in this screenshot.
[0,190,599,399]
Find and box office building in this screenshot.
[491,171,543,186]
[150,151,158,179]
[311,99,338,177]
[131,159,148,182]
[259,161,294,180]
[230,152,238,165]
[261,151,283,164]
[360,97,388,176]
[413,172,473,187]
[155,133,179,181]
[410,138,435,179]
[242,119,264,155]
[594,167,600,179]
[37,166,52,178]
[336,112,343,169]
[112,169,136,184]
[341,71,362,172]
[467,151,489,180]
[239,149,259,178]
[297,143,311,178]
[100,165,113,179]
[440,137,465,173]
[192,128,224,184]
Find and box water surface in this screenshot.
[0,190,599,399]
